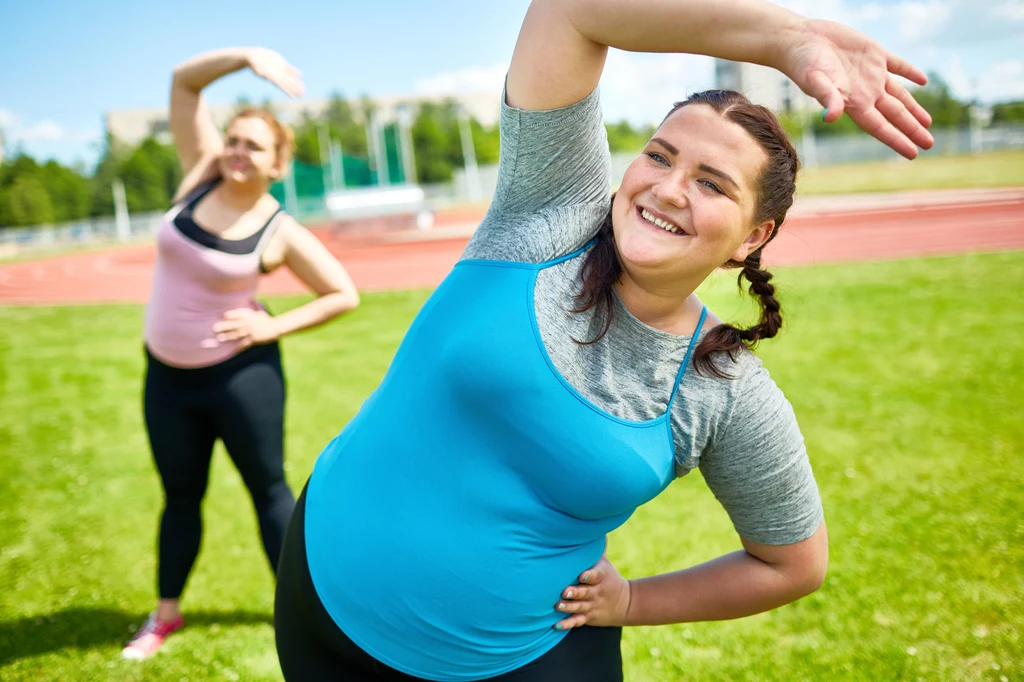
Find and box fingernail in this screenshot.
[555,624,563,630]
[566,590,573,598]
[821,108,829,122]
[582,574,589,583]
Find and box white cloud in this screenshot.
[599,51,716,125]
[14,121,66,142]
[412,53,715,127]
[0,108,18,129]
[4,118,100,144]
[414,64,508,95]
[946,55,1024,101]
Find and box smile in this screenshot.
[638,206,685,235]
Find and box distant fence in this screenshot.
[3,124,1023,258]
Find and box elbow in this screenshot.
[792,553,828,599]
[343,289,361,313]
[329,288,360,316]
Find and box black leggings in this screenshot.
[275,485,624,682]
[144,343,295,599]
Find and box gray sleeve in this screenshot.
[699,365,824,546]
[462,85,612,264]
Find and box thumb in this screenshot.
[805,69,845,123]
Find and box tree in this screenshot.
[120,140,170,212]
[0,175,56,226]
[991,101,1024,124]
[605,120,656,153]
[89,134,128,217]
[412,103,455,183]
[910,72,970,128]
[292,115,322,165]
[39,160,89,222]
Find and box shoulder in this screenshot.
[262,211,312,271]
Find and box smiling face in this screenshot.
[217,115,285,187]
[611,104,776,288]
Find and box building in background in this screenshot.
[714,59,818,114]
[105,91,501,147]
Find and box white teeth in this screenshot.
[641,209,681,234]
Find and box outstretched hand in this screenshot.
[781,19,933,159]
[553,555,631,630]
[247,48,305,99]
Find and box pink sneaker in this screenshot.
[121,613,184,659]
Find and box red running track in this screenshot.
[1,188,1021,305]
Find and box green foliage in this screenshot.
[0,174,55,226]
[911,72,970,127]
[990,100,1024,124]
[411,101,461,183]
[0,154,87,227]
[605,120,655,153]
[39,161,90,222]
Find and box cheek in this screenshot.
[692,198,747,249]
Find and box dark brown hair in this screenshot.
[573,90,800,378]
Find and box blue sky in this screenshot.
[2,0,1022,169]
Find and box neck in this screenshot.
[217,177,269,210]
[613,265,705,336]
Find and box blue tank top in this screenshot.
[305,244,706,681]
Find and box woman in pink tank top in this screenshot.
[123,47,360,660]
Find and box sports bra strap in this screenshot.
[667,306,708,408]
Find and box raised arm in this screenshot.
[170,47,304,193]
[506,0,932,158]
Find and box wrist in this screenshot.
[768,15,814,74]
[621,579,637,626]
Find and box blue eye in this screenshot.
[645,151,668,165]
[700,179,724,195]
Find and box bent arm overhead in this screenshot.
[507,0,932,158]
[169,47,305,198]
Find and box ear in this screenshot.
[730,219,775,263]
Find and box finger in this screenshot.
[222,309,251,320]
[848,106,917,160]
[216,329,250,342]
[887,53,928,86]
[876,93,934,150]
[212,320,244,333]
[562,586,589,600]
[556,599,587,614]
[805,70,845,123]
[578,568,602,585]
[886,78,933,129]
[554,614,588,630]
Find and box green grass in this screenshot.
[797,149,1024,195]
[2,252,1022,681]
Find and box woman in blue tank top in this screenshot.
[275,1,935,680]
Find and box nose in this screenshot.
[650,173,688,210]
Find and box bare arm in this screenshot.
[553,522,828,628]
[507,0,932,158]
[272,218,360,337]
[170,47,304,199]
[212,218,359,347]
[623,522,828,625]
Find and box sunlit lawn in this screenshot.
[1,251,1021,681]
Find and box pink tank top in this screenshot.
[144,181,283,368]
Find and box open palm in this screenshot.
[782,20,933,159]
[248,48,305,99]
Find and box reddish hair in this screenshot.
[228,107,295,166]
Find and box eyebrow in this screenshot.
[649,137,741,191]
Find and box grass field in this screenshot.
[796,149,1024,196]
[1,251,1022,681]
